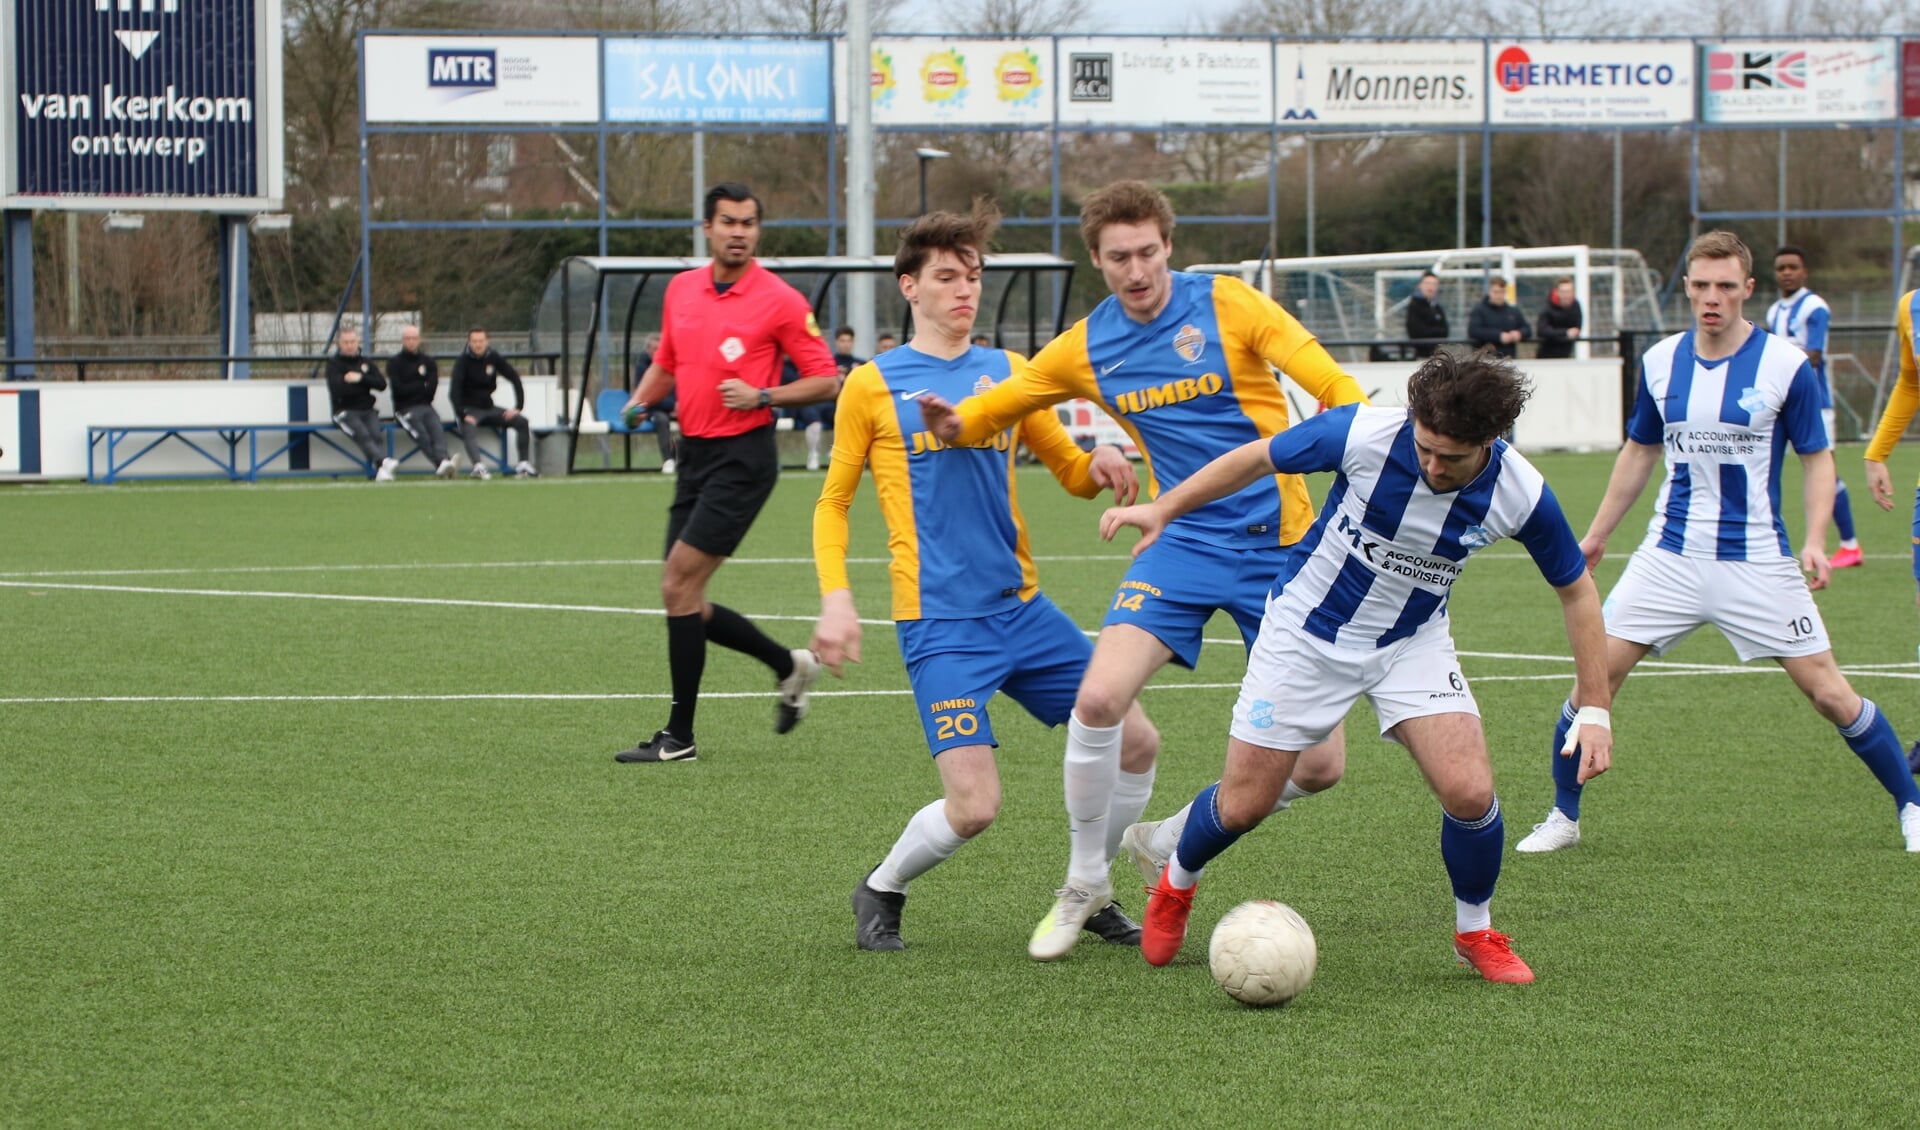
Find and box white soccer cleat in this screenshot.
[374,457,398,482]
[807,453,821,471]
[774,648,820,734]
[1028,880,1113,961]
[1901,803,1920,853]
[471,463,492,481]
[435,458,456,479]
[1516,808,1580,853]
[1120,820,1168,889]
[515,460,538,479]
[660,458,676,474]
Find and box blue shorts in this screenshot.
[1102,532,1288,669]
[1910,484,1919,586]
[894,593,1093,756]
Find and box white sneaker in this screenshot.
[774,648,820,734]
[515,460,538,479]
[471,463,492,481]
[374,457,398,482]
[659,458,676,474]
[807,453,821,471]
[1120,820,1168,889]
[435,458,456,479]
[1516,808,1581,853]
[1028,880,1113,961]
[1901,802,1920,853]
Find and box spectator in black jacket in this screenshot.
[450,326,534,480]
[1468,277,1530,359]
[1535,277,1584,360]
[387,325,455,478]
[326,326,394,481]
[1405,271,1449,358]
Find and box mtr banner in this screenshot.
[362,35,600,123]
[2,0,283,209]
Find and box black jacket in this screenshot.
[1405,294,1449,358]
[1535,298,1584,360]
[325,352,385,413]
[1468,300,1530,358]
[449,348,524,413]
[386,349,440,412]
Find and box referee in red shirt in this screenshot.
[616,182,841,763]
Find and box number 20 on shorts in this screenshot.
[935,712,980,741]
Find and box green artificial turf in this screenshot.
[2,444,1916,1127]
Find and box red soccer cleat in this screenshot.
[1830,545,1864,569]
[1453,929,1536,984]
[1141,865,1197,967]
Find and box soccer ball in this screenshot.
[1208,900,1317,1007]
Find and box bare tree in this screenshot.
[1222,0,1461,36]
[962,0,1092,36]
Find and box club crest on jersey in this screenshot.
[1736,387,1766,413]
[973,374,996,395]
[1459,525,1493,550]
[1172,324,1206,363]
[719,337,746,363]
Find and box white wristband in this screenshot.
[1573,705,1611,731]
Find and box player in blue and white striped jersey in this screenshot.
[1103,352,1615,984]
[1766,245,1862,567]
[1520,231,1920,855]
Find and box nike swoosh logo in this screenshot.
[899,388,931,401]
[1100,361,1126,376]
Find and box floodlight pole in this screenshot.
[845,0,877,356]
[915,148,950,217]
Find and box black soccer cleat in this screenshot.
[1083,900,1143,946]
[774,649,821,735]
[1908,740,1920,777]
[853,871,907,952]
[614,729,696,763]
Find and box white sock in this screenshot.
[1456,898,1491,934]
[870,799,968,894]
[1150,778,1313,861]
[1840,538,1859,550]
[1166,849,1202,890]
[805,421,823,457]
[1064,712,1123,886]
[1105,766,1156,864]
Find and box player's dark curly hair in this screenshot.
[894,200,1003,279]
[1405,351,1533,447]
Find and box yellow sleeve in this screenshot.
[1218,276,1368,408]
[1866,294,1918,463]
[1018,406,1101,499]
[813,365,878,596]
[955,333,1092,446]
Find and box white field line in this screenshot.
[16,666,1910,707]
[4,576,1891,680]
[0,554,1130,579]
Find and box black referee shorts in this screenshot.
[665,424,780,558]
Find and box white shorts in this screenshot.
[1603,548,1830,662]
[1230,605,1479,751]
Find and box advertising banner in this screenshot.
[1489,40,1693,125]
[838,39,1052,127]
[3,0,283,208]
[1907,41,1920,118]
[1055,38,1271,126]
[1275,40,1483,126]
[362,35,600,124]
[1701,40,1898,123]
[606,38,831,123]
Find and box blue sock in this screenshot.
[1171,783,1245,880]
[1839,699,1920,808]
[1550,700,1583,821]
[1441,797,1504,907]
[1832,480,1856,542]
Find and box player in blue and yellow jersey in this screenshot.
[1862,288,1920,773]
[920,181,1369,960]
[811,204,1157,952]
